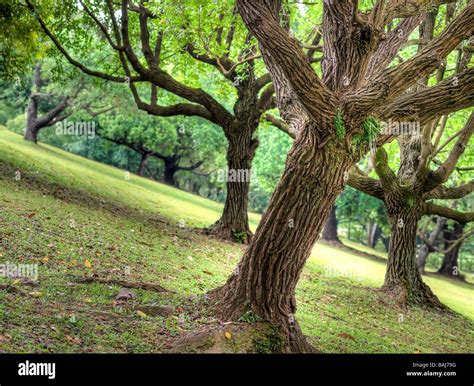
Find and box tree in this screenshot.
[26,0,277,242]
[418,216,473,279]
[321,205,341,244]
[437,221,469,279]
[209,0,474,351]
[96,113,206,183]
[24,0,474,352]
[417,215,447,274]
[24,63,82,142]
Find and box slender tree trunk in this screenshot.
[322,205,341,244]
[212,130,353,352]
[24,123,40,143]
[209,125,258,243]
[383,205,442,307]
[163,160,178,186]
[137,153,149,177]
[24,64,41,143]
[367,223,382,248]
[381,236,390,252]
[417,216,447,274]
[438,222,465,280]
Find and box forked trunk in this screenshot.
[383,206,443,307]
[209,127,257,243]
[322,205,341,244]
[212,130,353,352]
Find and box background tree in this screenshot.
[23,63,86,142]
[26,0,278,242]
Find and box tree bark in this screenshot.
[137,153,149,177]
[209,123,258,243]
[322,205,341,244]
[417,216,447,274]
[437,222,465,280]
[367,223,382,248]
[212,129,353,352]
[163,157,178,186]
[24,124,40,143]
[383,204,443,307]
[24,64,41,143]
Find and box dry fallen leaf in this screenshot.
[84,259,92,268]
[136,310,147,318]
[338,332,355,340]
[224,331,232,340]
[29,291,43,298]
[66,335,81,345]
[0,334,12,342]
[27,212,36,218]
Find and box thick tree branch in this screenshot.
[424,202,474,223]
[349,4,474,116]
[347,170,385,200]
[425,181,474,200]
[379,68,474,124]
[383,0,457,23]
[426,112,474,190]
[237,0,337,127]
[366,15,424,79]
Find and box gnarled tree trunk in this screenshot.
[209,122,259,243]
[383,202,442,307]
[213,130,353,352]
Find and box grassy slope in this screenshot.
[0,129,472,353]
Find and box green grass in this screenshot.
[0,129,473,353]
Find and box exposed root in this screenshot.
[0,284,28,296]
[208,285,318,353]
[382,281,447,311]
[70,276,171,293]
[203,222,252,244]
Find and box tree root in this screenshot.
[70,276,172,293]
[382,282,447,311]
